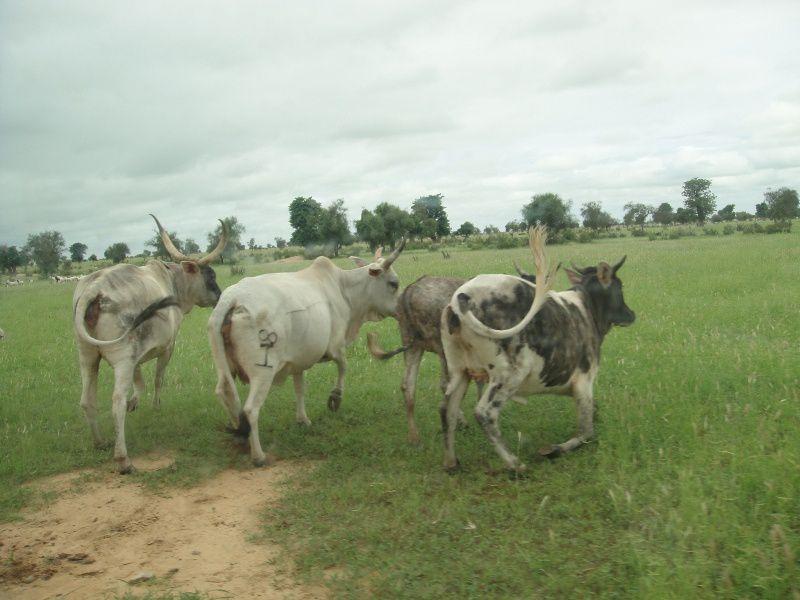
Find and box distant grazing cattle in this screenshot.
[207,242,405,466]
[72,215,227,473]
[440,226,635,472]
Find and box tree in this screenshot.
[674,207,695,224]
[183,238,201,254]
[25,231,65,276]
[623,203,654,230]
[483,225,500,234]
[289,197,323,246]
[713,204,736,222]
[522,193,576,233]
[580,201,614,230]
[318,199,353,256]
[0,245,23,274]
[247,237,257,250]
[455,221,478,239]
[410,194,450,241]
[275,237,287,249]
[69,242,88,262]
[755,202,768,219]
[505,220,526,233]
[104,242,130,264]
[88,254,98,262]
[763,187,799,222]
[652,203,675,226]
[207,216,245,262]
[147,230,183,259]
[354,203,413,250]
[682,178,716,224]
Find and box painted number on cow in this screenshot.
[257,330,278,368]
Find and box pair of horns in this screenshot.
[380,238,406,270]
[570,255,627,276]
[149,214,228,265]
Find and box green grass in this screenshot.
[1,230,798,598]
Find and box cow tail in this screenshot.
[457,225,558,340]
[207,296,248,434]
[366,332,410,360]
[73,289,130,347]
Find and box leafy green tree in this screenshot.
[682,178,717,224]
[483,225,500,234]
[88,254,98,262]
[522,193,576,233]
[275,237,287,249]
[0,245,23,274]
[580,201,614,230]
[147,230,183,259]
[247,238,256,250]
[318,199,353,256]
[763,187,799,222]
[455,221,479,239]
[652,203,675,226]
[69,242,88,262]
[714,204,736,222]
[354,203,412,250]
[25,231,65,276]
[104,242,130,264]
[504,220,526,233]
[755,202,768,218]
[207,216,245,262]
[674,207,695,224]
[289,197,323,246]
[183,238,201,254]
[623,203,654,230]
[411,194,450,241]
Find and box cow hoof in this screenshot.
[127,398,139,412]
[253,455,273,468]
[444,459,462,474]
[327,390,342,412]
[296,418,312,427]
[539,444,563,459]
[509,462,528,477]
[118,463,136,475]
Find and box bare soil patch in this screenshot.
[0,454,325,600]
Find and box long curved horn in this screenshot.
[150,214,191,262]
[570,261,587,275]
[198,220,228,265]
[513,259,533,280]
[611,255,627,275]
[382,237,406,269]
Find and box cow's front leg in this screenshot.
[293,373,311,426]
[474,382,525,472]
[327,353,346,412]
[152,344,173,408]
[128,365,144,412]
[540,379,595,458]
[440,371,469,472]
[438,353,469,430]
[112,364,135,474]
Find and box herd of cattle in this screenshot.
[65,215,635,474]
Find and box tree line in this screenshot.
[2,179,797,277]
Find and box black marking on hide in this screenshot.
[446,306,461,335]
[256,330,278,368]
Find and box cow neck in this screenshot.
[338,266,374,342]
[574,283,612,342]
[162,262,194,314]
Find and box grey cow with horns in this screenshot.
[440,226,635,472]
[73,215,228,473]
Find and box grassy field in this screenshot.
[1,230,798,598]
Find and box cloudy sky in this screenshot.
[1,0,799,255]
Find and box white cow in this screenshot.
[72,215,227,473]
[207,242,405,466]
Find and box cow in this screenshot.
[366,276,468,444]
[72,215,228,473]
[440,226,635,472]
[207,242,406,467]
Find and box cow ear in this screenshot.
[565,269,582,285]
[181,261,199,274]
[597,262,612,287]
[368,266,383,277]
[374,247,383,260]
[350,256,369,268]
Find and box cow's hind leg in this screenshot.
[79,349,104,448]
[128,365,144,412]
[440,371,469,472]
[327,352,346,412]
[402,347,423,444]
[293,373,311,426]
[540,379,595,458]
[437,353,469,430]
[475,381,526,472]
[111,363,136,474]
[152,344,174,408]
[242,371,275,467]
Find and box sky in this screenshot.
[1,0,799,256]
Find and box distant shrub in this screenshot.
[703,228,720,236]
[647,233,659,241]
[741,222,765,234]
[577,230,596,244]
[229,265,245,276]
[723,225,736,235]
[303,244,336,259]
[765,220,792,234]
[668,229,683,240]
[631,229,647,237]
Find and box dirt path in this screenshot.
[0,454,326,600]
